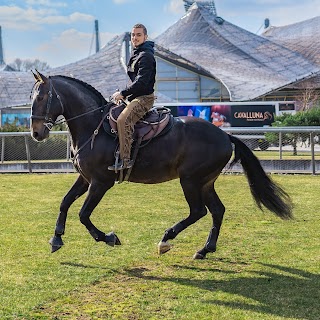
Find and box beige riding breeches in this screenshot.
[117,93,155,162]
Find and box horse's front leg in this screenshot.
[79,180,121,247]
[50,175,89,253]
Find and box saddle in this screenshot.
[101,102,173,184]
[104,103,173,141]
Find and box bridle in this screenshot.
[30,77,107,131]
[30,77,65,131]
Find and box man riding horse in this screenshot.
[108,23,156,171]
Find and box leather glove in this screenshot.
[112,91,124,104]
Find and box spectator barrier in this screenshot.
[0,127,320,174]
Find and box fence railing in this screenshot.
[1,127,320,174]
[222,127,320,174]
[0,131,72,173]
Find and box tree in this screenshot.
[266,107,320,155]
[9,58,50,71]
[294,80,320,111]
[0,122,28,132]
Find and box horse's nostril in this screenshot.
[33,131,38,138]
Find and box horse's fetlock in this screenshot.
[55,226,65,236]
[89,229,99,241]
[165,228,177,240]
[205,243,216,252]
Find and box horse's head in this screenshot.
[30,70,64,141]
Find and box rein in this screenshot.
[71,110,110,163]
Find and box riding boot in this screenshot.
[108,159,133,171]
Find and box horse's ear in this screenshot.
[35,69,48,84]
[31,70,39,82]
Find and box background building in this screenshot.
[0,0,320,125]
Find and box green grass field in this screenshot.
[254,150,320,160]
[0,173,319,319]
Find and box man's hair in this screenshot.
[132,23,148,35]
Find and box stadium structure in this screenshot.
[0,0,320,125]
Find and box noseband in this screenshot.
[30,77,64,131]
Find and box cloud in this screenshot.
[261,3,320,26]
[39,12,94,25]
[0,5,94,30]
[36,28,117,67]
[112,0,134,4]
[215,0,320,31]
[164,0,185,14]
[26,0,67,7]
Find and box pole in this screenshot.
[310,132,315,175]
[95,20,100,53]
[1,136,5,163]
[24,135,32,173]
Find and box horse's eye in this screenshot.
[37,95,44,102]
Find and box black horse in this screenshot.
[30,71,293,259]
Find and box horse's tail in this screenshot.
[229,135,293,220]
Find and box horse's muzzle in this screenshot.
[31,123,50,141]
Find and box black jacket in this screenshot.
[121,41,156,101]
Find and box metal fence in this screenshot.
[1,127,320,174]
[221,127,320,174]
[0,131,72,173]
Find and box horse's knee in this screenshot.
[211,205,225,225]
[79,212,89,225]
[199,207,208,218]
[212,212,224,228]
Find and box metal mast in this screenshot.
[95,20,100,53]
[0,26,5,65]
[183,0,217,15]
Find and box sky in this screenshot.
[0,0,320,68]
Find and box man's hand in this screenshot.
[112,91,124,104]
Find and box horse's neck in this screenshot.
[57,79,104,146]
[63,100,103,147]
[66,111,101,148]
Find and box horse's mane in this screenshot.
[53,75,107,104]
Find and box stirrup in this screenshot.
[108,159,133,171]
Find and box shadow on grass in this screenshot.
[61,261,114,271]
[124,262,319,320]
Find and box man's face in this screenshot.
[131,27,147,48]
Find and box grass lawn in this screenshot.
[254,150,320,160]
[0,173,319,319]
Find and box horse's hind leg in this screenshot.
[194,183,225,259]
[159,177,207,254]
[50,175,89,253]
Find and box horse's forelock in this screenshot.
[30,79,42,101]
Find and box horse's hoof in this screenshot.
[193,252,205,260]
[158,241,172,255]
[105,232,121,247]
[49,236,64,253]
[51,245,62,253]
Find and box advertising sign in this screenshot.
[230,104,275,127]
[174,104,275,127]
[1,112,30,127]
[177,105,211,121]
